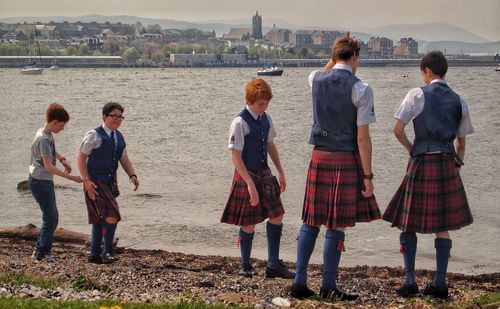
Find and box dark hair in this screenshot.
[420,51,448,77]
[46,102,69,123]
[332,34,360,61]
[246,78,273,103]
[102,101,124,116]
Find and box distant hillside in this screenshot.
[365,23,490,43]
[418,40,500,54]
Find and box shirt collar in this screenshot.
[245,105,260,120]
[431,79,447,85]
[101,123,113,136]
[333,63,353,73]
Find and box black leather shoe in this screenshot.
[396,282,419,297]
[290,283,316,299]
[266,261,295,279]
[319,287,359,301]
[238,265,253,278]
[422,283,448,300]
[87,255,103,264]
[103,252,119,263]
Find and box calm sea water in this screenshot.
[0,66,498,274]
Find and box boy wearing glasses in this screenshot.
[77,101,139,264]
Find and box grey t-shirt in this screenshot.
[29,128,56,180]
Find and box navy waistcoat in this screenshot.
[412,82,462,156]
[239,108,270,173]
[87,126,126,182]
[309,69,360,151]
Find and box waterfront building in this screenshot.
[290,30,314,49]
[367,37,393,59]
[264,28,291,44]
[393,37,418,58]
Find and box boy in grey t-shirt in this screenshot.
[29,103,82,262]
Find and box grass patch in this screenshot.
[0,272,63,289]
[475,292,500,306]
[0,298,236,309]
[71,275,110,293]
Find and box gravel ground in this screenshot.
[0,237,498,308]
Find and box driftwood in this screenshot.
[0,224,118,246]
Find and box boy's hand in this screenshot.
[278,171,286,193]
[72,175,83,183]
[130,175,139,191]
[247,182,259,207]
[84,180,99,200]
[61,160,72,173]
[361,179,374,198]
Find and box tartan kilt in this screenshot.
[85,180,121,225]
[383,153,473,233]
[302,150,380,228]
[221,167,285,226]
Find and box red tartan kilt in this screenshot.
[85,180,121,224]
[221,167,285,226]
[302,150,380,229]
[383,154,473,233]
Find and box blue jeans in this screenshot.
[29,175,58,257]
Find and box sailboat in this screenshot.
[50,55,59,70]
[257,24,283,76]
[20,26,43,75]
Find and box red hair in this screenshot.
[245,79,272,104]
[46,102,69,123]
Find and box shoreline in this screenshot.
[1,236,499,308]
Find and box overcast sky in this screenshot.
[1,0,499,40]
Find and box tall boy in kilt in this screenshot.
[77,102,139,264]
[383,51,474,299]
[290,34,381,301]
[220,79,294,279]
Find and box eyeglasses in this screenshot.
[107,114,125,120]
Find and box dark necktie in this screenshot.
[110,131,116,149]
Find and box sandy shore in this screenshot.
[0,236,498,308]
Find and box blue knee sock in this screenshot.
[266,222,283,269]
[90,223,103,257]
[295,224,319,284]
[433,238,452,288]
[102,222,117,254]
[400,232,417,284]
[239,228,254,268]
[322,229,345,289]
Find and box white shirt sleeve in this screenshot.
[308,70,320,87]
[457,97,474,137]
[352,81,376,126]
[266,113,277,143]
[394,88,425,124]
[79,130,100,155]
[228,117,248,151]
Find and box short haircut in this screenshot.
[420,51,448,77]
[102,101,124,116]
[332,34,360,61]
[245,78,273,103]
[46,102,69,123]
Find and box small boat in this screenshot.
[257,23,284,76]
[20,26,43,75]
[257,64,284,76]
[50,56,59,70]
[21,63,43,75]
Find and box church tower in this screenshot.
[252,11,262,39]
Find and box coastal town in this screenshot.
[1,12,499,68]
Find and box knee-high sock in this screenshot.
[102,222,117,254]
[294,224,319,284]
[239,228,254,268]
[400,232,417,284]
[266,222,283,269]
[90,223,102,257]
[433,238,452,288]
[322,229,345,289]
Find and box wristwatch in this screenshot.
[363,172,374,180]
